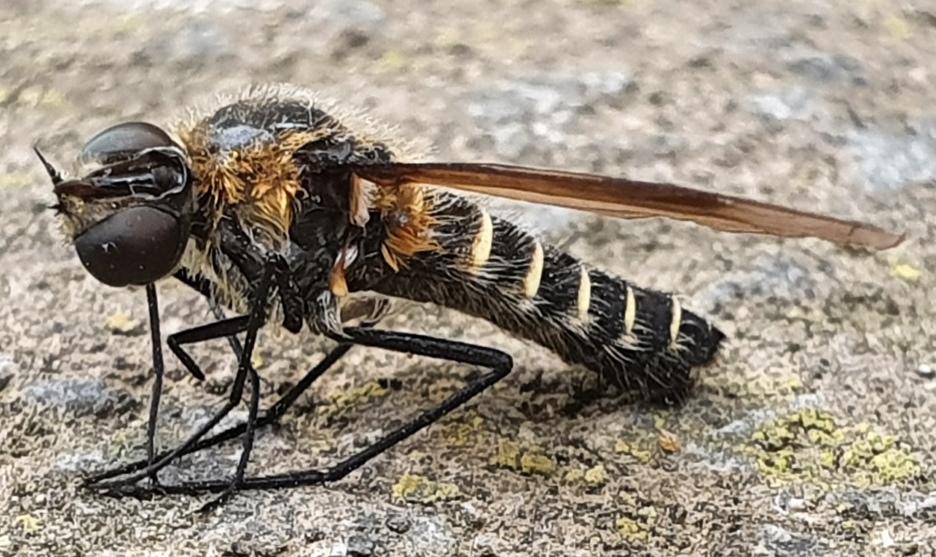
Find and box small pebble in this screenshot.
[917,364,934,380]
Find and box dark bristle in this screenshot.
[33,145,63,185]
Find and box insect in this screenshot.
[37,84,904,509]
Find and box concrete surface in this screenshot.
[0,1,934,555]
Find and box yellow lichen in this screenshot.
[615,517,649,542]
[379,50,408,71]
[492,440,521,470]
[442,412,485,447]
[16,514,40,533]
[583,464,608,486]
[391,474,460,504]
[884,15,912,40]
[614,440,653,464]
[38,88,69,109]
[652,412,670,430]
[106,312,142,335]
[251,352,265,370]
[18,86,69,110]
[720,369,810,401]
[743,409,922,488]
[0,172,35,188]
[786,376,804,393]
[520,453,556,476]
[492,440,555,476]
[324,381,389,414]
[889,257,922,282]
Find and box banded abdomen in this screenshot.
[349,190,724,402]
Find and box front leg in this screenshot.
[89,252,283,512]
[82,298,390,492]
[87,220,348,508]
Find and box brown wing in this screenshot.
[355,162,905,251]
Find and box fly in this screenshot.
[38,84,905,510]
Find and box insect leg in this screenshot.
[82,344,354,486]
[143,284,164,485]
[174,268,246,360]
[83,300,389,487]
[85,272,244,490]
[88,254,281,510]
[82,314,252,486]
[180,253,285,511]
[175,269,282,400]
[105,328,513,496]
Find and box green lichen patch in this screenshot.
[741,409,923,489]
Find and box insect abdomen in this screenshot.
[355,191,725,402]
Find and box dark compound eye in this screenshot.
[74,206,187,287]
[80,122,180,166]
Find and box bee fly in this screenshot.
[37,84,904,508]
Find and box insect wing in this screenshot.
[355,162,905,251]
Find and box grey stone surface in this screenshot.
[0,1,933,555]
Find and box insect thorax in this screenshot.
[170,85,424,326]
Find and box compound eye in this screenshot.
[80,122,179,166]
[74,206,187,287]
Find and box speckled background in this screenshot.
[1,1,934,556]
